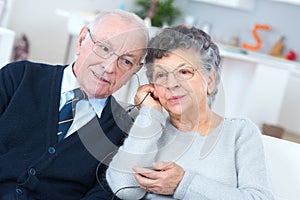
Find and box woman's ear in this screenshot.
[75,26,88,55]
[152,88,159,100]
[207,71,216,95]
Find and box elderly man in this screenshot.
[0,9,148,199]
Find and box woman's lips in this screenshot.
[168,95,185,103]
[92,70,111,85]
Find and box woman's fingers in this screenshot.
[132,166,162,179]
[134,84,162,110]
[133,163,185,195]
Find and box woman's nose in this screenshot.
[165,73,180,88]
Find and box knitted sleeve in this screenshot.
[106,107,165,200]
[0,61,25,116]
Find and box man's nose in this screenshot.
[103,55,119,73]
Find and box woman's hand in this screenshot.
[134,84,162,112]
[132,161,185,195]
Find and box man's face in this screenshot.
[73,15,146,99]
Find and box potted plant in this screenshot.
[135,0,181,27]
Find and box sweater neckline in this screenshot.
[166,117,225,138]
[165,118,226,159]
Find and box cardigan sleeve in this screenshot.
[106,107,165,200]
[0,61,25,116]
[81,181,112,200]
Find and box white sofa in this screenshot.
[0,27,15,68]
[263,135,300,200]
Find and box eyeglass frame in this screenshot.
[87,28,143,72]
[151,64,205,85]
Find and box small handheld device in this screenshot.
[144,166,161,171]
[138,166,161,178]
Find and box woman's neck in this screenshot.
[170,107,222,136]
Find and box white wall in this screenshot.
[7,0,300,64]
[278,69,300,135]
[0,0,13,27]
[179,0,300,61]
[7,0,136,64]
[0,27,15,67]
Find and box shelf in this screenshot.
[271,0,300,6]
[193,0,255,11]
[218,43,300,68]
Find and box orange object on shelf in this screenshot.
[241,24,271,51]
[269,36,285,57]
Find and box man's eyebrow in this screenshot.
[102,41,114,49]
[101,38,144,58]
[121,53,139,58]
[120,52,143,62]
[97,37,113,48]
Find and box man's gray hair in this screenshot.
[88,9,149,42]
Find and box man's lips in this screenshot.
[92,70,111,84]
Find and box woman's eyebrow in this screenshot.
[176,63,186,68]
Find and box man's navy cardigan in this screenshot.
[0,60,132,199]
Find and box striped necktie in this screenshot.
[57,88,86,141]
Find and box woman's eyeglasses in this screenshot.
[152,65,203,85]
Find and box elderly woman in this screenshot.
[106,25,274,200]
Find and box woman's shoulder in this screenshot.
[222,117,262,140]
[223,117,258,128]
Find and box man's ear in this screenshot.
[207,71,216,94]
[75,26,88,55]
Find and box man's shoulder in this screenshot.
[105,96,134,133]
[107,96,132,121]
[3,60,66,71]
[0,60,67,87]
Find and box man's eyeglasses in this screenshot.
[152,65,203,85]
[87,28,141,72]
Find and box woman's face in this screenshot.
[152,48,210,116]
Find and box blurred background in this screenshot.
[1,0,299,64]
[1,0,300,143]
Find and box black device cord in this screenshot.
[126,92,150,113]
[111,186,141,200]
[96,162,141,200]
[95,73,146,199]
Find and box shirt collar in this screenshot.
[89,98,107,118]
[61,63,107,118]
[61,63,80,94]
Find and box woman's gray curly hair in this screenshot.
[145,25,222,107]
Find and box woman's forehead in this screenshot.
[154,49,200,67]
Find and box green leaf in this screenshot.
[134,0,181,27]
